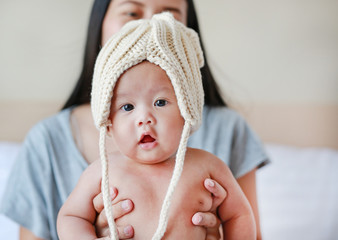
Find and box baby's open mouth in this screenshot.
[138,134,157,150]
[140,135,155,143]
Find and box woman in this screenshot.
[0,0,268,239]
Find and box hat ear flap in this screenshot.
[184,27,205,68]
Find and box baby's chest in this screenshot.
[171,170,213,214]
[118,171,212,217]
[113,165,212,210]
[110,166,212,238]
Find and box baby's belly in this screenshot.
[115,178,212,239]
[116,198,208,239]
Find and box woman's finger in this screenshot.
[204,178,227,211]
[96,225,134,239]
[192,212,220,228]
[95,208,108,232]
[118,225,134,239]
[93,187,118,213]
[205,225,221,240]
[113,199,134,219]
[92,187,135,239]
[192,212,221,240]
[95,199,134,229]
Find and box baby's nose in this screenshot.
[138,113,155,126]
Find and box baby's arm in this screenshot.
[206,152,256,239]
[57,160,102,240]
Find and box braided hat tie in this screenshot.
[91,12,204,239]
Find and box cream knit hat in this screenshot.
[91,12,204,239]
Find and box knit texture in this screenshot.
[91,12,204,239]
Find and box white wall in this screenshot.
[193,0,338,148]
[1,0,337,148]
[0,0,93,102]
[194,0,338,105]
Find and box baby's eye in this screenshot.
[154,99,168,107]
[122,104,134,111]
[125,11,139,18]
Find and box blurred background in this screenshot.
[1,0,337,148]
[1,1,338,239]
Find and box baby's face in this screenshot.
[108,61,184,164]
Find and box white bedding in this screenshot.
[0,142,20,240]
[1,142,338,240]
[258,145,338,240]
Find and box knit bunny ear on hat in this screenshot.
[91,12,204,240]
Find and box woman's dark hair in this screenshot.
[63,0,226,109]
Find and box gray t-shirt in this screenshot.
[0,106,268,240]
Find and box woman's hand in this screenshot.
[192,178,227,240]
[93,187,135,239]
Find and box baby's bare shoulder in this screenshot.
[84,151,123,176]
[186,147,223,164]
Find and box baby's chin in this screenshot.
[126,152,176,166]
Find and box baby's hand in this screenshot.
[93,187,134,239]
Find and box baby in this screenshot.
[57,13,255,240]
